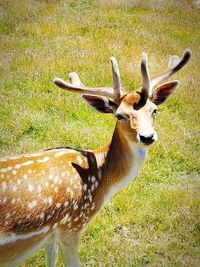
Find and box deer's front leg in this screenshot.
[58,236,80,267]
[45,242,58,267]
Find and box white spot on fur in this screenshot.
[17,179,21,185]
[12,185,17,192]
[11,198,16,204]
[54,151,68,158]
[28,183,34,192]
[52,223,58,229]
[79,211,83,218]
[60,214,69,224]
[91,184,95,192]
[12,170,17,175]
[56,203,61,209]
[23,174,28,180]
[70,190,74,197]
[64,201,69,208]
[83,184,87,191]
[2,197,7,204]
[91,176,96,183]
[44,197,52,205]
[46,215,52,220]
[91,203,95,210]
[2,181,7,192]
[54,187,58,193]
[95,181,99,188]
[31,153,43,157]
[53,176,59,184]
[28,200,37,209]
[5,213,11,219]
[40,212,45,219]
[37,157,49,163]
[22,161,34,166]
[66,188,71,194]
[83,203,88,210]
[49,174,53,180]
[74,203,78,210]
[15,164,21,169]
[61,171,66,178]
[37,185,42,193]
[74,217,79,222]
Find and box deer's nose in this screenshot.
[139,134,155,145]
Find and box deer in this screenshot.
[0,49,191,267]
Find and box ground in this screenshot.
[0,0,199,266]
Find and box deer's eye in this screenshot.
[115,114,125,120]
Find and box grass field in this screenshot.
[0,0,200,266]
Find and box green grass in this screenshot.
[0,0,200,266]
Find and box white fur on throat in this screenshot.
[103,144,147,204]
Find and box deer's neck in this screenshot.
[94,123,147,205]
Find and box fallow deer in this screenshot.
[0,49,191,267]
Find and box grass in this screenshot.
[0,0,200,266]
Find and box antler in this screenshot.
[149,49,192,95]
[133,52,150,110]
[141,52,150,100]
[53,77,114,99]
[110,57,125,102]
[53,57,126,104]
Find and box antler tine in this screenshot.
[69,72,84,87]
[110,57,124,101]
[168,55,180,69]
[53,78,115,99]
[141,52,150,99]
[150,49,192,94]
[54,57,128,103]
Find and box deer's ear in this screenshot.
[82,95,117,114]
[150,81,179,105]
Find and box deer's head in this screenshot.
[54,50,191,146]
